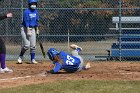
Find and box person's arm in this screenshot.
[49,62,62,74]
[0,13,13,21]
[23,10,32,36]
[35,10,39,27]
[35,11,39,36]
[23,10,30,27]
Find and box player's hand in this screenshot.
[7,13,13,18]
[48,64,54,70]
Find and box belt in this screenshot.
[29,26,36,28]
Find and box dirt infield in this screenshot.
[0,61,140,89]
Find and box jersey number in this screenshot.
[66,55,75,65]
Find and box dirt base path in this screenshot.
[0,61,140,89]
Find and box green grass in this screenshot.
[0,80,140,93]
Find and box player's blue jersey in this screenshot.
[53,51,81,73]
[22,9,39,27]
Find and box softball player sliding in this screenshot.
[17,0,39,64]
[0,13,13,73]
[47,44,91,73]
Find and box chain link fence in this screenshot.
[0,0,140,61]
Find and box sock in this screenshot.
[0,54,6,69]
[30,47,36,61]
[31,53,35,61]
[19,48,27,57]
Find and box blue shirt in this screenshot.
[52,51,81,73]
[22,9,39,27]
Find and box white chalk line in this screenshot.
[0,76,34,81]
[0,72,133,81]
[0,73,47,81]
[120,72,132,75]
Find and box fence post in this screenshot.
[21,0,23,21]
[119,0,122,61]
[68,29,70,52]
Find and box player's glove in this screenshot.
[47,70,56,74]
[27,27,32,36]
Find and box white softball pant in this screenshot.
[21,27,36,50]
[71,50,84,71]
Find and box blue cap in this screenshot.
[28,0,37,4]
[47,48,59,61]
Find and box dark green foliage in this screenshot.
[0,0,139,42]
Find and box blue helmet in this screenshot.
[47,48,59,61]
[28,0,37,4]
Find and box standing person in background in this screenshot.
[0,13,13,73]
[17,0,39,64]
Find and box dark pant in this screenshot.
[64,65,79,73]
[0,37,6,54]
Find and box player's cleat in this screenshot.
[31,59,38,64]
[70,44,82,51]
[82,62,91,70]
[85,62,91,69]
[17,57,23,64]
[0,67,13,73]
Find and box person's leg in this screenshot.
[0,54,6,69]
[0,37,13,73]
[0,37,6,69]
[72,50,84,71]
[70,44,84,71]
[17,27,30,63]
[72,50,91,71]
[30,28,37,64]
[70,44,91,71]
